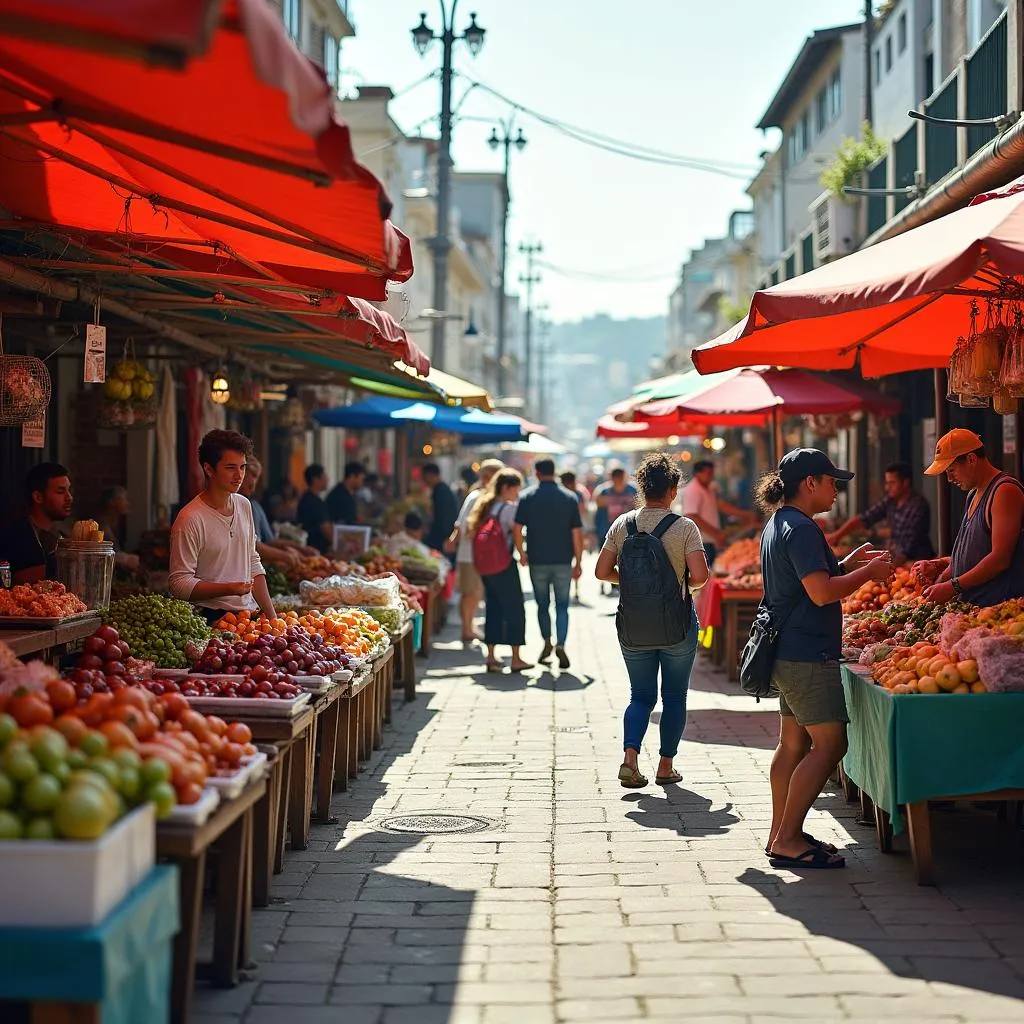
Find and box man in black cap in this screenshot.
[755,449,893,870]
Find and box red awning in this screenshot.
[0,0,411,300]
[595,415,700,440]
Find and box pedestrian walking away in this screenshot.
[468,469,531,673]
[756,448,894,870]
[560,470,591,603]
[422,462,459,557]
[446,459,505,643]
[595,453,709,788]
[514,458,584,668]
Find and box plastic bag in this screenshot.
[299,574,400,608]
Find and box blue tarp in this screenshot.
[313,397,527,442]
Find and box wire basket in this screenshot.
[0,354,51,426]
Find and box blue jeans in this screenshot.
[530,563,572,646]
[621,610,698,758]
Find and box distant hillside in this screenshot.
[544,314,666,444]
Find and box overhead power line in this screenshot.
[536,259,677,284]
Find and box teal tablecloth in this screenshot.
[841,665,1024,833]
[0,864,179,1022]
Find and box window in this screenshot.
[801,109,810,148]
[831,68,841,117]
[283,0,301,42]
[816,86,829,134]
[324,34,339,87]
[898,12,907,53]
[885,35,892,71]
[874,48,881,85]
[788,112,809,164]
[924,52,935,95]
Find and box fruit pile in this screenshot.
[265,566,290,597]
[284,556,362,589]
[100,360,157,428]
[842,599,975,653]
[193,624,352,677]
[870,641,982,695]
[68,624,151,701]
[720,572,762,591]
[104,593,211,668]
[0,582,87,619]
[841,566,923,614]
[140,674,304,700]
[358,547,404,576]
[715,537,760,575]
[216,608,385,659]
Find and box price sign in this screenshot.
[21,412,45,448]
[1004,414,1017,455]
[84,324,107,383]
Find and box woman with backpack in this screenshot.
[467,469,533,674]
[595,453,710,788]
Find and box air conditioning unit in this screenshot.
[810,192,857,263]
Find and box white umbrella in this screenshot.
[500,433,568,455]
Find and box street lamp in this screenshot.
[487,120,527,398]
[410,4,486,372]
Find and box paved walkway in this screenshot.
[193,576,1024,1023]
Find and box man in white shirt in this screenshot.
[169,429,276,623]
[445,459,505,643]
[680,460,757,568]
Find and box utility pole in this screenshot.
[488,122,527,398]
[863,0,874,127]
[536,316,552,427]
[410,6,486,372]
[518,241,542,414]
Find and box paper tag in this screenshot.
[21,413,45,448]
[1004,414,1017,455]
[84,324,107,383]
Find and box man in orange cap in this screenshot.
[922,429,1024,606]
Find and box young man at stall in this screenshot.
[1,463,74,584]
[327,462,366,526]
[826,462,935,564]
[297,464,334,555]
[168,430,275,624]
[922,430,1024,606]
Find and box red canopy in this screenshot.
[692,178,1024,377]
[0,0,411,299]
[637,368,899,426]
[595,415,701,441]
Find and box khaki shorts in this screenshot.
[772,658,849,726]
[457,561,483,595]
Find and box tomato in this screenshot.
[225,722,252,745]
[146,780,176,819]
[79,730,109,758]
[79,694,114,728]
[0,713,18,748]
[53,784,115,839]
[139,756,172,787]
[54,714,88,747]
[177,782,203,805]
[99,721,139,751]
[205,715,228,737]
[113,688,152,711]
[180,710,210,741]
[220,742,244,766]
[9,694,54,729]
[176,731,201,753]
[158,693,189,722]
[45,679,78,714]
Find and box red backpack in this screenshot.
[472,503,513,576]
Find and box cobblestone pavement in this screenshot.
[193,576,1024,1023]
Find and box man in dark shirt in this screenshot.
[422,463,458,553]
[327,462,365,526]
[514,459,584,668]
[1,463,74,583]
[297,464,332,554]
[827,461,934,563]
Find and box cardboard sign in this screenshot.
[21,413,45,448]
[84,324,107,383]
[1003,414,1017,455]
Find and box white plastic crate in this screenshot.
[0,803,155,927]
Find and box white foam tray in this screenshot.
[163,786,220,826]
[183,691,311,718]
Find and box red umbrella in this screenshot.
[692,177,1024,377]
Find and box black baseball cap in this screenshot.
[778,448,854,484]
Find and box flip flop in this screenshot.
[764,832,839,857]
[485,662,503,673]
[618,763,648,789]
[768,846,846,870]
[655,771,682,785]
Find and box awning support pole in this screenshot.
[933,368,952,555]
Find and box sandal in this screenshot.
[763,832,839,857]
[509,661,533,673]
[768,846,846,870]
[618,763,648,789]
[485,661,503,673]
[655,771,682,786]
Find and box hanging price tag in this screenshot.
[21,412,45,448]
[84,324,107,383]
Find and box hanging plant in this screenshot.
[820,123,887,200]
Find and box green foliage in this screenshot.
[819,123,887,199]
[717,295,749,326]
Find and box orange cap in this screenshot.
[924,428,984,475]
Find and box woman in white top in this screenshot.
[467,469,531,673]
[169,430,276,623]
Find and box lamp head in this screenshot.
[463,12,486,56]
[487,128,500,151]
[411,12,433,56]
[514,128,527,151]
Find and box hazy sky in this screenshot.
[342,1,866,324]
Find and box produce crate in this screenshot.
[0,804,155,928]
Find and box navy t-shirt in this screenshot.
[515,480,583,565]
[297,491,330,553]
[760,506,842,662]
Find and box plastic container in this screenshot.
[54,538,115,610]
[412,612,424,651]
[0,803,155,928]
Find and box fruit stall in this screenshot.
[696,537,763,679]
[835,560,1024,885]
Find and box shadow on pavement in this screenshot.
[532,670,594,691]
[621,788,739,838]
[683,708,779,750]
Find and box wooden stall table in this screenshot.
[333,668,373,791]
[236,704,316,858]
[841,664,1024,885]
[393,621,417,702]
[695,579,762,679]
[371,645,395,745]
[0,627,55,658]
[251,744,283,908]
[310,682,345,824]
[157,775,266,1024]
[0,612,100,665]
[417,581,441,657]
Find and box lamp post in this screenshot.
[487,120,527,398]
[411,4,486,372]
[519,241,542,415]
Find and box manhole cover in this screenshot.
[550,725,588,733]
[376,813,496,835]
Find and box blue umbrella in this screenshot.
[313,396,527,441]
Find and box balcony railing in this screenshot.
[923,71,958,185]
[892,124,917,216]
[867,156,888,235]
[335,0,355,31]
[965,12,1007,156]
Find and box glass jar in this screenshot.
[54,539,115,610]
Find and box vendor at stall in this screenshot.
[297,464,334,554]
[826,462,934,564]
[0,462,73,584]
[239,456,309,569]
[327,461,365,525]
[680,460,758,567]
[922,429,1024,606]
[96,487,142,573]
[168,430,275,623]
